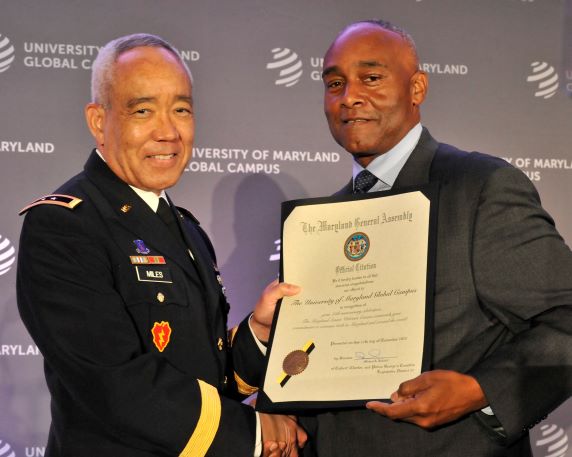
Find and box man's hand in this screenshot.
[259,413,307,457]
[366,369,488,429]
[251,280,301,342]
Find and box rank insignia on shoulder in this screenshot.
[19,194,83,215]
[151,321,172,352]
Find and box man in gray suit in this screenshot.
[300,19,572,456]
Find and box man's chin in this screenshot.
[341,147,384,167]
[139,176,181,193]
[347,150,379,160]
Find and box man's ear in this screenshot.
[410,71,428,107]
[85,103,106,149]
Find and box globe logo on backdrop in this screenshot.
[534,423,569,457]
[526,61,559,99]
[266,48,303,87]
[0,34,16,74]
[0,234,16,276]
[0,439,16,457]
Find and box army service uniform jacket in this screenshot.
[17,151,265,457]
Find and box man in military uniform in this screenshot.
[17,33,305,457]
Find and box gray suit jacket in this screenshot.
[300,128,572,457]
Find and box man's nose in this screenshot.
[153,113,178,141]
[340,81,364,107]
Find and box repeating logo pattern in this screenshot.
[266,48,303,87]
[0,439,15,457]
[526,62,559,99]
[0,34,15,74]
[535,424,569,457]
[0,234,16,276]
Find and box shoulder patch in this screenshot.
[19,194,83,215]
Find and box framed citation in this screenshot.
[256,185,438,413]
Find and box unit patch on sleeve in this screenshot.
[19,194,83,215]
[151,321,172,352]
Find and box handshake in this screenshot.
[259,412,307,457]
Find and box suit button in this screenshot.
[157,292,165,303]
[224,376,228,385]
[217,337,224,351]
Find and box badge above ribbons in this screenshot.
[151,321,172,352]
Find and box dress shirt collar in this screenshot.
[352,123,423,191]
[95,149,167,212]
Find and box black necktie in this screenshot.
[157,197,186,246]
[157,198,204,281]
[354,169,378,194]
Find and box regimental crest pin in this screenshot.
[344,232,370,261]
[151,321,172,352]
[133,239,151,255]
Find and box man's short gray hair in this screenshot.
[91,33,193,106]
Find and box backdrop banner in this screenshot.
[1,1,570,455]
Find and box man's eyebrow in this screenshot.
[126,97,156,109]
[176,95,193,106]
[322,61,389,79]
[357,60,388,69]
[126,95,193,109]
[322,65,339,79]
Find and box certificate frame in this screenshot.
[256,184,438,413]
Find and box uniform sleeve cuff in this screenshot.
[248,313,268,355]
[254,411,262,457]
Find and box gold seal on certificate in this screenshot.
[283,350,309,376]
[278,341,316,387]
[256,185,437,413]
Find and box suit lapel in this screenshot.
[335,179,353,196]
[392,127,439,189]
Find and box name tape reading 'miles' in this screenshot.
[19,194,83,215]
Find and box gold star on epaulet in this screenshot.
[19,194,83,215]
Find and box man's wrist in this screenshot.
[254,411,262,457]
[249,313,271,343]
[248,314,268,355]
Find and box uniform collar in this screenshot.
[95,148,167,212]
